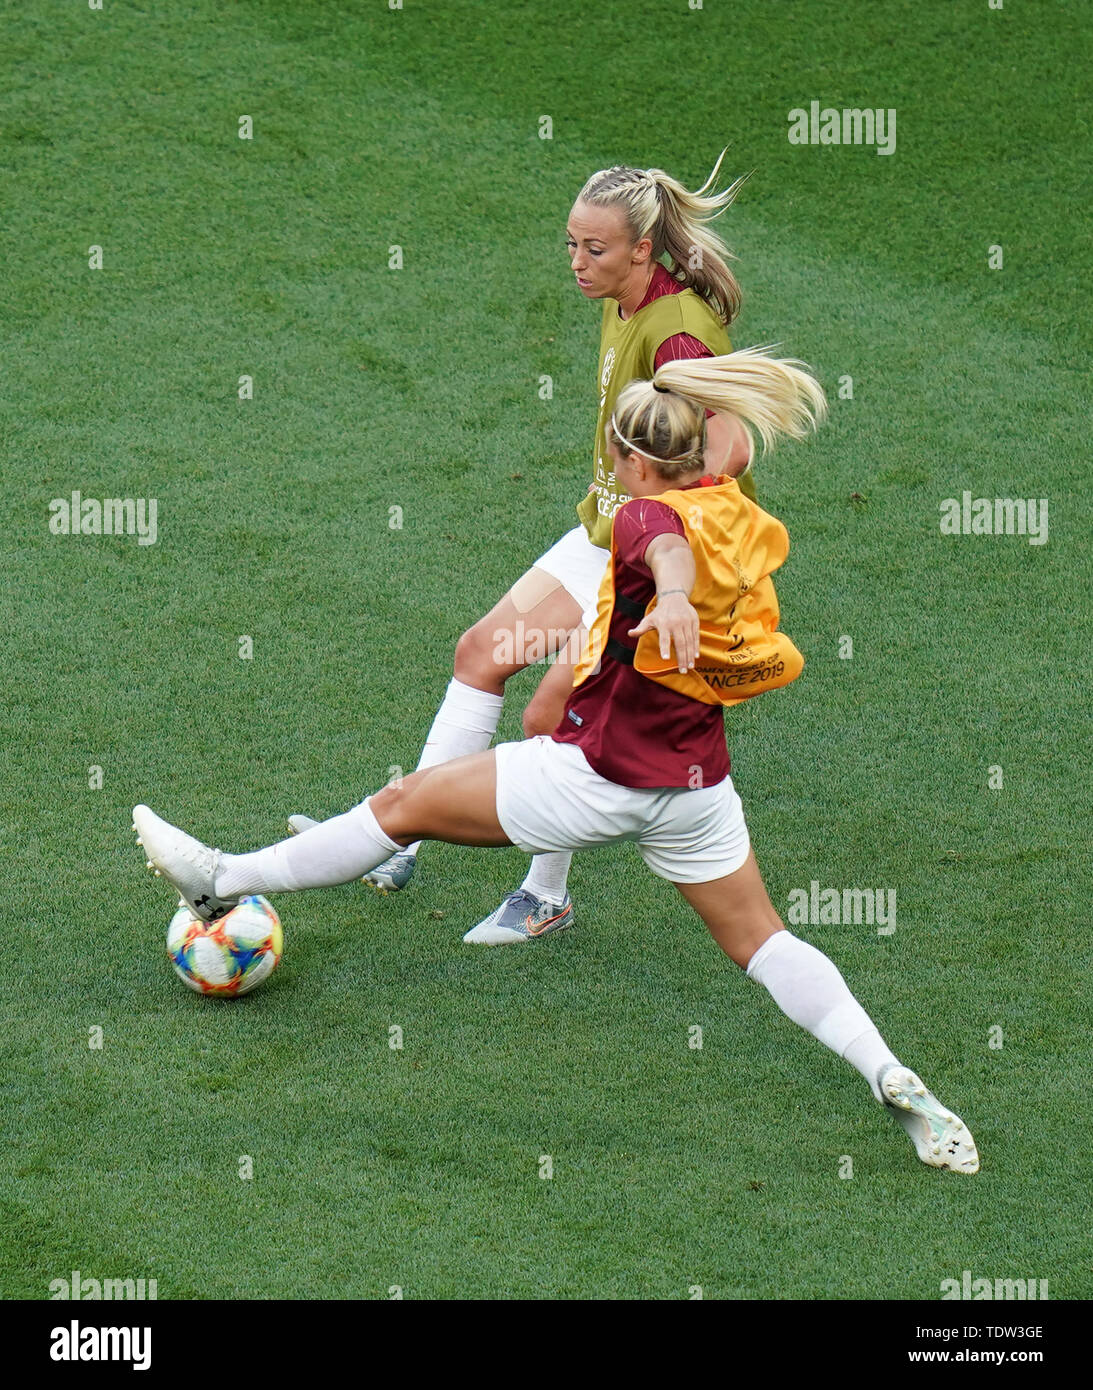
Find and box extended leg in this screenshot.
[133,752,510,916]
[674,852,978,1172]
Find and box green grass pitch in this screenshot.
[2,0,1090,1300]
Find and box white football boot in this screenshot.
[878,1064,980,1173]
[132,804,238,922]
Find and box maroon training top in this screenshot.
[639,264,718,419]
[553,482,731,790]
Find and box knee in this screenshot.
[369,772,424,843]
[453,619,498,686]
[369,782,404,822]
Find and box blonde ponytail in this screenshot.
[610,347,827,479]
[578,149,747,325]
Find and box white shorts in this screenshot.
[532,525,610,631]
[494,736,750,884]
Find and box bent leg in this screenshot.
[400,571,582,863]
[511,647,584,908]
[413,575,579,784]
[453,574,582,696]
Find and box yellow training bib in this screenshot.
[575,477,804,707]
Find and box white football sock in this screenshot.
[746,930,899,1101]
[400,678,505,857]
[520,852,572,905]
[216,799,402,896]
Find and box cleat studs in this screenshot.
[146,859,154,869]
[153,869,162,877]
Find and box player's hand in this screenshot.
[629,593,699,673]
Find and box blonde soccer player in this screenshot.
[294,152,761,945]
[134,349,979,1175]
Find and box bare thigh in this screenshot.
[369,752,512,847]
[673,849,785,968]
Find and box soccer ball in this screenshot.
[166,896,283,997]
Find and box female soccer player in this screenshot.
[296,152,757,947]
[133,349,979,1175]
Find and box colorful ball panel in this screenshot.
[166,896,283,997]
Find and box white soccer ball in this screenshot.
[166,896,283,997]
